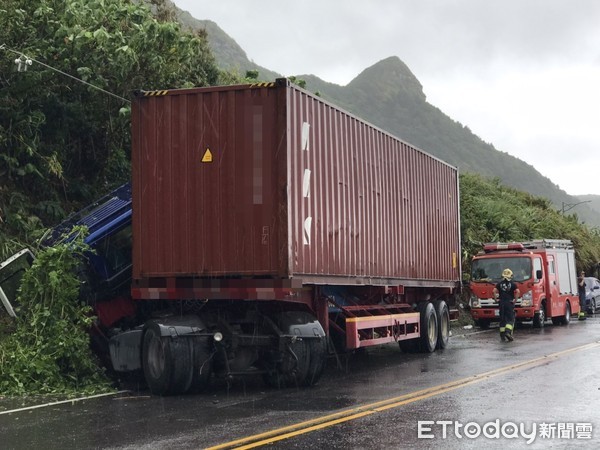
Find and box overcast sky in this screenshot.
[173,0,600,196]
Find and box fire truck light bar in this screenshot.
[483,243,525,252]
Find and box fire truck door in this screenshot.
[546,255,559,315]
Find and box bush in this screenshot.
[0,233,113,396]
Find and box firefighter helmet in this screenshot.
[502,268,513,280]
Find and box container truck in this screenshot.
[0,79,462,395]
[469,240,580,328]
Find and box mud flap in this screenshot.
[109,328,143,372]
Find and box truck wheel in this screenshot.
[142,323,193,395]
[263,336,327,388]
[303,337,327,386]
[433,300,450,349]
[188,336,213,393]
[551,316,561,326]
[263,312,327,388]
[533,303,546,328]
[262,338,308,388]
[418,302,438,353]
[552,302,572,326]
[561,302,571,325]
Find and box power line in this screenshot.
[561,200,591,214]
[1,43,130,103]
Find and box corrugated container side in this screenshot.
[132,81,460,286]
[286,85,460,284]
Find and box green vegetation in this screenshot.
[1,0,600,397]
[0,0,220,254]
[460,173,600,274]
[0,232,113,396]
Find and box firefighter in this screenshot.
[493,268,520,342]
[578,271,587,320]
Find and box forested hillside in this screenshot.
[0,0,221,255]
[460,173,600,274]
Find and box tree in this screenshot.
[0,0,220,251]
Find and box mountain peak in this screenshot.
[348,56,425,102]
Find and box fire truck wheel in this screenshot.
[142,323,193,395]
[533,303,546,328]
[552,302,572,326]
[434,300,450,349]
[562,302,571,324]
[187,336,213,393]
[418,302,438,353]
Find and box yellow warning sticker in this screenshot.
[202,148,213,163]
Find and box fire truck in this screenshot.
[469,240,580,328]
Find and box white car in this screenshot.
[583,277,600,314]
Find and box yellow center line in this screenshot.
[206,341,600,450]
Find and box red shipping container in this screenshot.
[131,79,460,290]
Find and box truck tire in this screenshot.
[561,302,571,325]
[142,323,193,395]
[263,336,327,388]
[418,302,438,353]
[433,300,450,349]
[532,303,546,328]
[263,312,327,388]
[188,336,213,393]
[552,302,572,326]
[263,338,306,388]
[303,337,328,386]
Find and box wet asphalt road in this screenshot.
[2,317,600,449]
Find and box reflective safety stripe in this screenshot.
[505,323,514,331]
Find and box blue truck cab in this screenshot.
[0,183,133,318]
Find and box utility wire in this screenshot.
[1,43,130,103]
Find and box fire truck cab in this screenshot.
[469,240,580,328]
